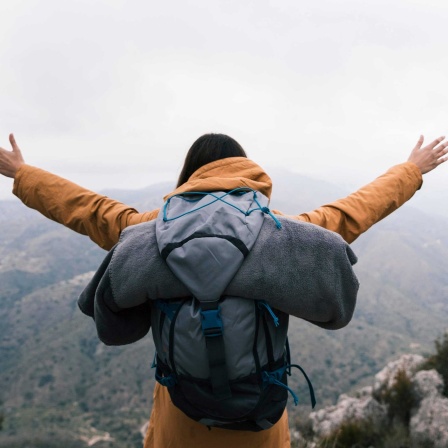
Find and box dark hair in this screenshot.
[177,133,247,187]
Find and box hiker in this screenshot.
[0,132,447,448]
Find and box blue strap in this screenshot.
[258,301,280,327]
[285,337,292,375]
[151,352,157,369]
[152,354,177,388]
[289,364,317,408]
[154,300,180,321]
[155,368,177,388]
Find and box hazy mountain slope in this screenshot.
[1,273,154,447]
[0,172,446,446]
[267,168,348,217]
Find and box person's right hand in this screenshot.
[408,135,448,174]
[0,133,25,178]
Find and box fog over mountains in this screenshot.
[0,169,447,447]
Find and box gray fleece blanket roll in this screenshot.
[79,215,359,345]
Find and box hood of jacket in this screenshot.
[164,157,272,200]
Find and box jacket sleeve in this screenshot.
[272,162,423,244]
[13,165,160,250]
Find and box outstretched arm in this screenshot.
[1,134,159,250]
[273,136,448,244]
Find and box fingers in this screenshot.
[424,137,448,167]
[9,133,20,153]
[433,140,448,154]
[423,135,445,151]
[408,134,448,174]
[413,135,424,151]
[434,146,448,162]
[424,140,448,171]
[436,147,448,165]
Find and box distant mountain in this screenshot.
[0,172,446,447]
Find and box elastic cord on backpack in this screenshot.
[258,301,280,327]
[162,188,282,229]
[249,195,282,229]
[262,364,317,409]
[262,369,300,405]
[289,364,317,408]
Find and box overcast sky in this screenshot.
[0,0,447,207]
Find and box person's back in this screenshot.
[79,188,363,436]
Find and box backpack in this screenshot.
[151,188,316,431]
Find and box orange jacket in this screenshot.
[13,157,422,448]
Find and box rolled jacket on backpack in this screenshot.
[79,212,359,346]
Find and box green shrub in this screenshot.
[420,332,448,397]
[316,368,416,448]
[381,368,416,425]
[38,374,54,387]
[317,418,414,448]
[381,422,410,448]
[320,418,378,448]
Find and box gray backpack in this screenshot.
[151,188,316,431]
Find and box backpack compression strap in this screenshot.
[200,300,232,400]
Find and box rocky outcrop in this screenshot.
[408,368,448,447]
[305,354,448,448]
[310,392,387,438]
[412,369,444,401]
[372,354,424,401]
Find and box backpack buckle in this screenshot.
[200,308,223,337]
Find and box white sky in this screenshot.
[0,0,447,203]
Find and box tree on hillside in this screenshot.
[421,332,448,396]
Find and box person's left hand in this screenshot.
[0,134,25,178]
[407,135,448,174]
